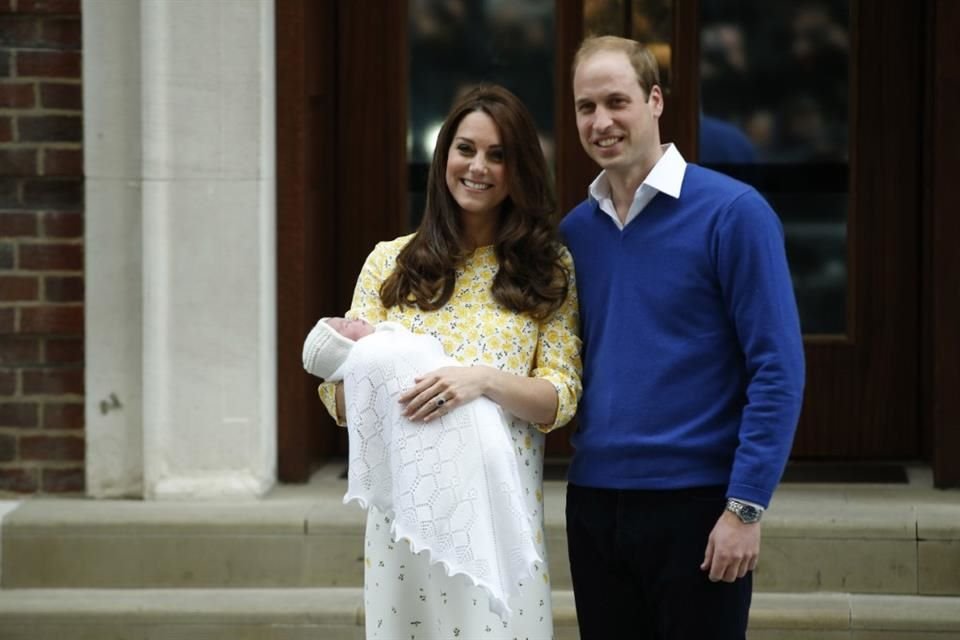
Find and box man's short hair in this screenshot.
[573,35,660,99]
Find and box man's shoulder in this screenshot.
[681,165,778,222]
[683,164,755,199]
[560,198,597,230]
[682,166,783,236]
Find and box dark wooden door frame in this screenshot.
[925,0,960,487]
[276,0,334,481]
[276,0,408,481]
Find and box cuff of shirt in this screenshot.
[729,497,766,512]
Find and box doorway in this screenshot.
[277,0,926,480]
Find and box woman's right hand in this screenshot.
[399,365,493,422]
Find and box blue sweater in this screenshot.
[560,164,805,507]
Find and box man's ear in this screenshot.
[649,85,664,117]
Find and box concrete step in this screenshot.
[0,588,959,640]
[2,464,959,597]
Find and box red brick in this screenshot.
[0,402,38,427]
[0,148,37,176]
[0,211,37,236]
[16,0,81,14]
[0,336,39,364]
[42,148,81,176]
[42,466,84,492]
[41,210,81,237]
[0,82,35,108]
[0,50,9,78]
[0,275,39,301]
[0,16,37,47]
[19,305,82,333]
[21,178,82,208]
[16,51,80,78]
[18,115,81,142]
[44,336,81,362]
[21,434,83,461]
[44,274,82,301]
[38,17,79,48]
[0,308,13,333]
[22,367,82,394]
[0,369,15,394]
[0,468,39,493]
[0,116,11,142]
[38,81,79,109]
[42,401,82,429]
[0,241,13,267]
[18,242,82,270]
[0,433,15,461]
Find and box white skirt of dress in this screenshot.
[362,506,555,640]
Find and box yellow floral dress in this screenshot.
[319,234,581,640]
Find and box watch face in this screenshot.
[728,500,761,523]
[739,504,760,522]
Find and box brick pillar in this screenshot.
[0,0,84,494]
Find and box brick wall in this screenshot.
[0,0,84,494]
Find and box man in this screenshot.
[559,36,805,639]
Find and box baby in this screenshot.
[301,316,541,619]
[301,316,377,380]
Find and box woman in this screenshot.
[319,84,581,639]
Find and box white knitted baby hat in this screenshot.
[302,318,355,380]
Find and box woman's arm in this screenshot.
[400,365,558,425]
[401,249,583,429]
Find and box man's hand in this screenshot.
[700,510,761,582]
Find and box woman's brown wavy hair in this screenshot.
[380,84,569,321]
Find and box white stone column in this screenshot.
[83,0,145,498]
[83,0,276,499]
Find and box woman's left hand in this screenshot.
[399,366,492,422]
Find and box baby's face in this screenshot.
[326,317,374,340]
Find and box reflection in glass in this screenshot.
[630,0,673,88]
[408,0,555,230]
[583,0,672,88]
[699,0,850,334]
[583,0,625,38]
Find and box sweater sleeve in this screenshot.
[317,241,394,425]
[715,190,806,507]
[531,247,583,433]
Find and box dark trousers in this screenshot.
[566,483,752,640]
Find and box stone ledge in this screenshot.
[5,476,959,542]
[0,588,362,625]
[0,589,957,635]
[3,471,958,594]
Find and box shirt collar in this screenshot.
[587,143,687,204]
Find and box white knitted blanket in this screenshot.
[339,324,541,619]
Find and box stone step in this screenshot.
[2,466,959,596]
[0,588,958,640]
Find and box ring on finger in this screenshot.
[435,396,446,407]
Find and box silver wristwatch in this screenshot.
[725,498,763,524]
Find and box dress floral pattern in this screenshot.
[319,234,581,640]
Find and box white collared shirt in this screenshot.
[587,143,688,229]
